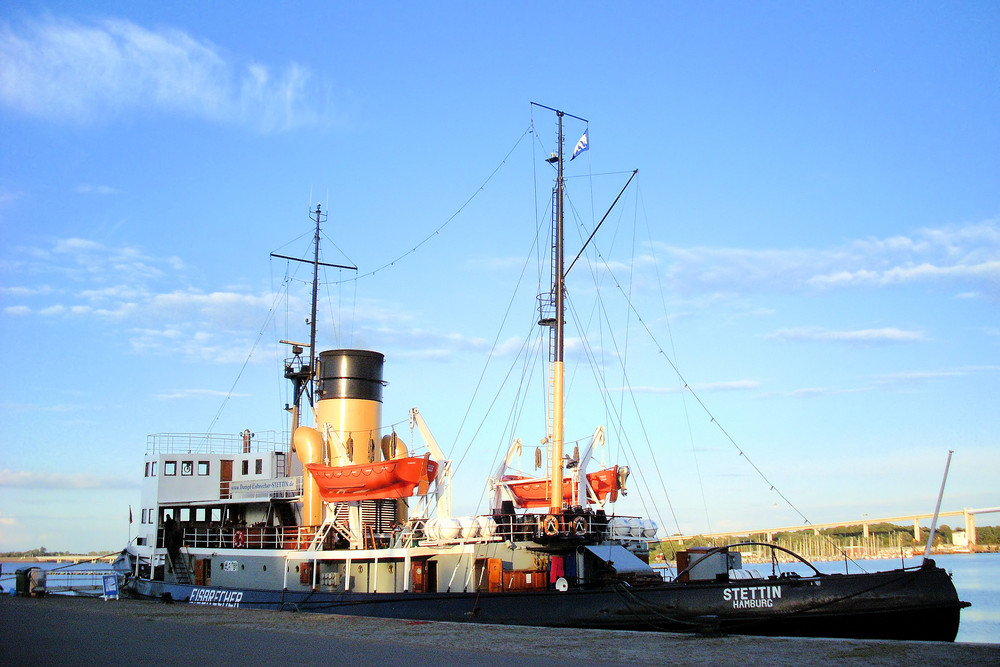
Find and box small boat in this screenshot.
[305,455,437,502]
[499,468,623,509]
[116,105,969,641]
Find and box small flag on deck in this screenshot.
[129,505,133,524]
[571,129,589,160]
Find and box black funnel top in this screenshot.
[316,349,385,402]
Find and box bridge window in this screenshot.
[181,461,193,476]
[198,461,210,476]
[255,459,263,475]
[164,461,176,476]
[242,460,249,475]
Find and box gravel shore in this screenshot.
[1,594,996,666]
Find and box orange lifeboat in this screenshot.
[501,466,620,509]
[306,453,437,502]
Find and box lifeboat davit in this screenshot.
[306,453,438,502]
[501,466,621,509]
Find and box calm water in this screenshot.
[919,553,999,644]
[751,552,998,644]
[3,553,997,643]
[0,559,115,597]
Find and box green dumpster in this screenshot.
[15,568,29,596]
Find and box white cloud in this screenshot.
[767,326,928,344]
[757,386,872,399]
[0,186,25,206]
[53,238,103,254]
[75,183,121,195]
[0,285,53,297]
[3,236,275,362]
[0,16,334,131]
[0,468,134,489]
[873,365,1000,384]
[38,304,67,316]
[628,380,761,394]
[128,324,262,363]
[154,388,249,400]
[810,261,1000,288]
[11,237,181,292]
[651,219,1000,298]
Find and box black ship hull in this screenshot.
[126,562,966,642]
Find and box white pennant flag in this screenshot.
[571,129,589,160]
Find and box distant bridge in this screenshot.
[8,555,118,564]
[662,507,1000,546]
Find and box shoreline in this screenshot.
[1,594,995,666]
[1,555,119,564]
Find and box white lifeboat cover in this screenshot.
[584,544,655,575]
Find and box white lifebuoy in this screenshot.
[572,516,587,536]
[541,515,560,537]
[233,530,245,548]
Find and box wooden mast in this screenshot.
[550,111,566,514]
[531,104,592,514]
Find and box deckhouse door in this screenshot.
[220,460,233,499]
[410,559,426,593]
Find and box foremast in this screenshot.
[273,204,355,433]
[277,204,450,538]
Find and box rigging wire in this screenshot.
[329,126,533,285]
[559,172,681,533]
[452,115,559,513]
[565,288,682,535]
[637,184,714,533]
[587,239,842,546]
[557,170,861,556]
[447,209,547,472]
[463,321,547,516]
[198,128,531,440]
[201,272,291,436]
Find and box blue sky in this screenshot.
[1,2,998,552]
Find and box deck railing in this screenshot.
[173,525,335,551]
[166,513,648,552]
[146,431,287,456]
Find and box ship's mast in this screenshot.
[272,204,356,437]
[550,111,567,514]
[533,104,586,514]
[307,204,323,389]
